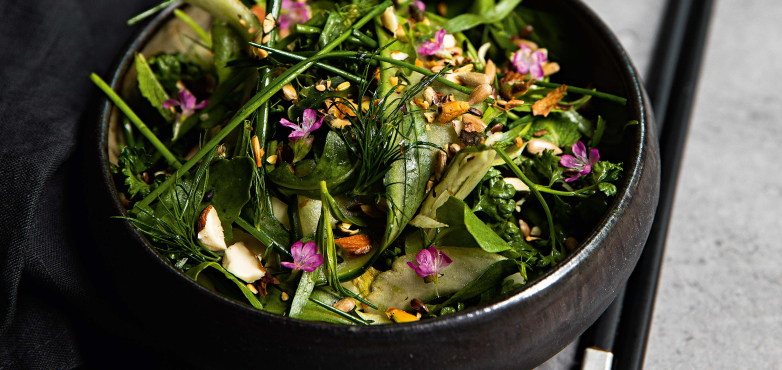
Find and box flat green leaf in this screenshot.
[134,53,173,122]
[270,131,359,198]
[430,259,518,313]
[203,157,255,242]
[211,20,244,84]
[408,215,448,229]
[187,261,263,309]
[592,116,607,147]
[442,0,525,33]
[436,197,510,253]
[524,113,581,148]
[289,268,319,318]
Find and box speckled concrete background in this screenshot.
[543,0,782,368]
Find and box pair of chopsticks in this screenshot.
[579,0,716,369]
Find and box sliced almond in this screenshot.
[532,84,567,117]
[330,118,352,129]
[505,99,525,110]
[526,139,563,155]
[282,84,297,101]
[222,242,266,283]
[543,62,560,76]
[262,14,276,34]
[335,234,373,257]
[453,64,473,73]
[197,205,227,252]
[503,177,530,193]
[462,113,486,133]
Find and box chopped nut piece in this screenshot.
[423,111,436,123]
[515,137,523,148]
[430,65,445,73]
[543,62,560,76]
[448,143,461,157]
[395,24,409,42]
[335,234,373,257]
[247,283,259,295]
[503,177,530,192]
[439,100,470,123]
[337,222,360,236]
[262,14,276,34]
[251,136,264,167]
[532,84,567,117]
[261,33,271,44]
[526,139,563,155]
[222,242,266,283]
[254,48,269,59]
[413,97,429,110]
[197,205,227,252]
[336,81,351,91]
[381,6,398,33]
[442,33,455,48]
[453,64,474,73]
[446,46,463,56]
[426,180,434,193]
[468,83,492,105]
[391,50,409,61]
[266,154,278,164]
[282,84,297,101]
[315,84,326,92]
[333,298,356,312]
[281,292,290,301]
[330,118,351,129]
[533,129,548,137]
[386,307,420,323]
[462,113,487,132]
[239,19,247,28]
[415,58,423,68]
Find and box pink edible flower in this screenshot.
[417,29,449,58]
[560,141,599,182]
[279,0,310,30]
[279,108,322,142]
[407,246,452,283]
[162,88,209,122]
[280,241,323,272]
[511,44,547,80]
[411,1,425,11]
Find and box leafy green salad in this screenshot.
[93,0,632,325]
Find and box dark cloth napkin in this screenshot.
[0,0,189,368]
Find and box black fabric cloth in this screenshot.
[0,0,186,368]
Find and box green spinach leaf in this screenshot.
[442,0,525,33]
[187,261,263,309]
[135,52,174,122]
[436,197,510,253]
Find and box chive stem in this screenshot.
[136,1,393,208]
[249,42,366,84]
[127,0,176,26]
[235,217,293,258]
[90,73,182,169]
[294,25,376,48]
[495,147,557,251]
[531,80,627,105]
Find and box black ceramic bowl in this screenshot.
[85,1,659,369]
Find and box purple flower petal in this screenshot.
[288,130,307,141]
[279,118,299,129]
[529,64,544,80]
[280,261,298,270]
[412,1,425,11]
[407,262,427,278]
[417,41,441,56]
[162,99,180,109]
[532,50,547,64]
[572,141,587,158]
[290,241,304,260]
[588,149,600,165]
[179,89,196,110]
[301,242,318,258]
[302,108,317,124]
[560,154,579,168]
[564,174,581,182]
[581,164,592,176]
[408,246,451,280]
[434,29,446,45]
[193,99,209,110]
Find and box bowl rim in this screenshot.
[96,0,650,333]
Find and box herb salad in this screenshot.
[93,0,633,325]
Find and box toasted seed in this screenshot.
[543,62,560,76]
[484,59,497,84]
[533,129,548,137]
[496,99,508,106]
[519,220,531,238]
[315,84,326,92]
[411,298,429,314]
[431,65,445,73]
[503,177,530,192]
[462,113,487,132]
[506,99,525,110]
[468,107,483,117]
[415,58,424,68]
[530,226,542,237]
[395,24,409,42]
[266,154,278,164]
[458,72,491,87]
[446,46,463,56]
[333,298,356,312]
[413,97,429,110]
[468,83,492,105]
[254,48,269,59]
[448,143,461,157]
[489,123,504,134]
[425,180,434,193]
[434,150,447,181]
[515,137,523,148]
[454,64,474,74]
[439,100,470,123]
[452,119,464,135]
[453,55,465,65]
[262,33,271,44]
[381,6,398,33]
[526,138,563,155]
[263,14,276,33]
[423,112,436,123]
[282,84,297,101]
[281,292,290,301]
[248,26,257,35]
[336,81,351,91]
[239,18,247,28]
[247,283,259,294]
[251,136,264,167]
